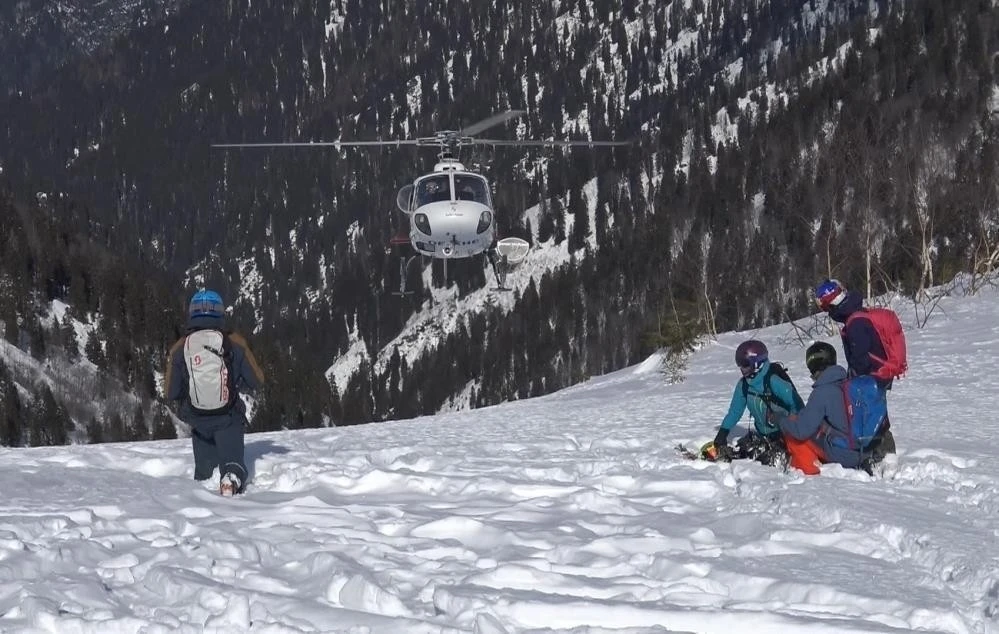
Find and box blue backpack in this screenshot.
[841,375,888,450]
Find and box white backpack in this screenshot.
[183,329,233,412]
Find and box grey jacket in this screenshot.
[775,365,861,469]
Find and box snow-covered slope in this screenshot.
[2,284,998,633]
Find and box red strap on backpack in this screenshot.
[840,381,855,450]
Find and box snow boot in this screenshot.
[220,473,242,497]
[866,427,897,465]
[737,433,788,468]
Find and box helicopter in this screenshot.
[212,110,628,294]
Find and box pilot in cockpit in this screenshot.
[454,176,486,204]
[417,176,452,206]
[457,183,477,201]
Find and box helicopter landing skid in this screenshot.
[488,250,513,291]
[392,255,420,296]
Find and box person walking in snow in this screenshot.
[705,340,804,465]
[164,289,265,496]
[773,341,893,475]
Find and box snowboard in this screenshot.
[675,442,789,471]
[675,443,701,460]
[675,443,728,462]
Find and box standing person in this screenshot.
[164,290,265,496]
[813,279,907,386]
[774,341,893,475]
[705,340,804,464]
[814,278,903,453]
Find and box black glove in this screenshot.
[713,428,729,447]
[711,428,734,461]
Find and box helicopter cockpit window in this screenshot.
[416,176,452,206]
[454,175,489,204]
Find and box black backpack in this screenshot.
[741,362,805,413]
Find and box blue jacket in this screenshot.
[720,360,802,436]
[164,316,265,426]
[775,365,862,469]
[827,292,886,379]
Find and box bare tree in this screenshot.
[698,232,718,337]
[835,105,894,300]
[855,130,886,299]
[969,131,999,292]
[908,126,954,299]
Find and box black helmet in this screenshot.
[735,340,768,378]
[805,341,837,375]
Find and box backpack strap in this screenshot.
[840,380,855,450]
[742,365,793,412]
[220,334,235,397]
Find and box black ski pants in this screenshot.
[190,412,247,485]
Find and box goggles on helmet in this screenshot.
[815,279,845,311]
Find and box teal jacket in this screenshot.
[720,361,802,436]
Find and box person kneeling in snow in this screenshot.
[773,341,892,476]
[164,290,265,495]
[706,340,804,466]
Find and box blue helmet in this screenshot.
[815,278,847,311]
[735,340,768,378]
[189,289,224,319]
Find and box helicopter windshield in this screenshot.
[416,175,452,206]
[454,175,489,204]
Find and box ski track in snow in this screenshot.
[2,288,999,633]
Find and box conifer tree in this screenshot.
[2,312,17,346]
[84,331,105,369]
[87,416,104,444]
[107,412,127,442]
[27,384,69,446]
[151,406,177,440]
[61,315,80,361]
[128,404,148,441]
[0,360,21,447]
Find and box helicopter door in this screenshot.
[396,184,414,213]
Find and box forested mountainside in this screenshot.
[0,193,182,445]
[0,0,189,96]
[1,0,998,444]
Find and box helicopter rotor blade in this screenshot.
[469,138,630,147]
[211,140,421,148]
[458,110,526,137]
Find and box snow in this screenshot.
[237,257,264,328]
[325,4,343,40]
[48,299,93,360]
[324,325,369,392]
[722,57,743,85]
[4,283,999,633]
[583,177,600,249]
